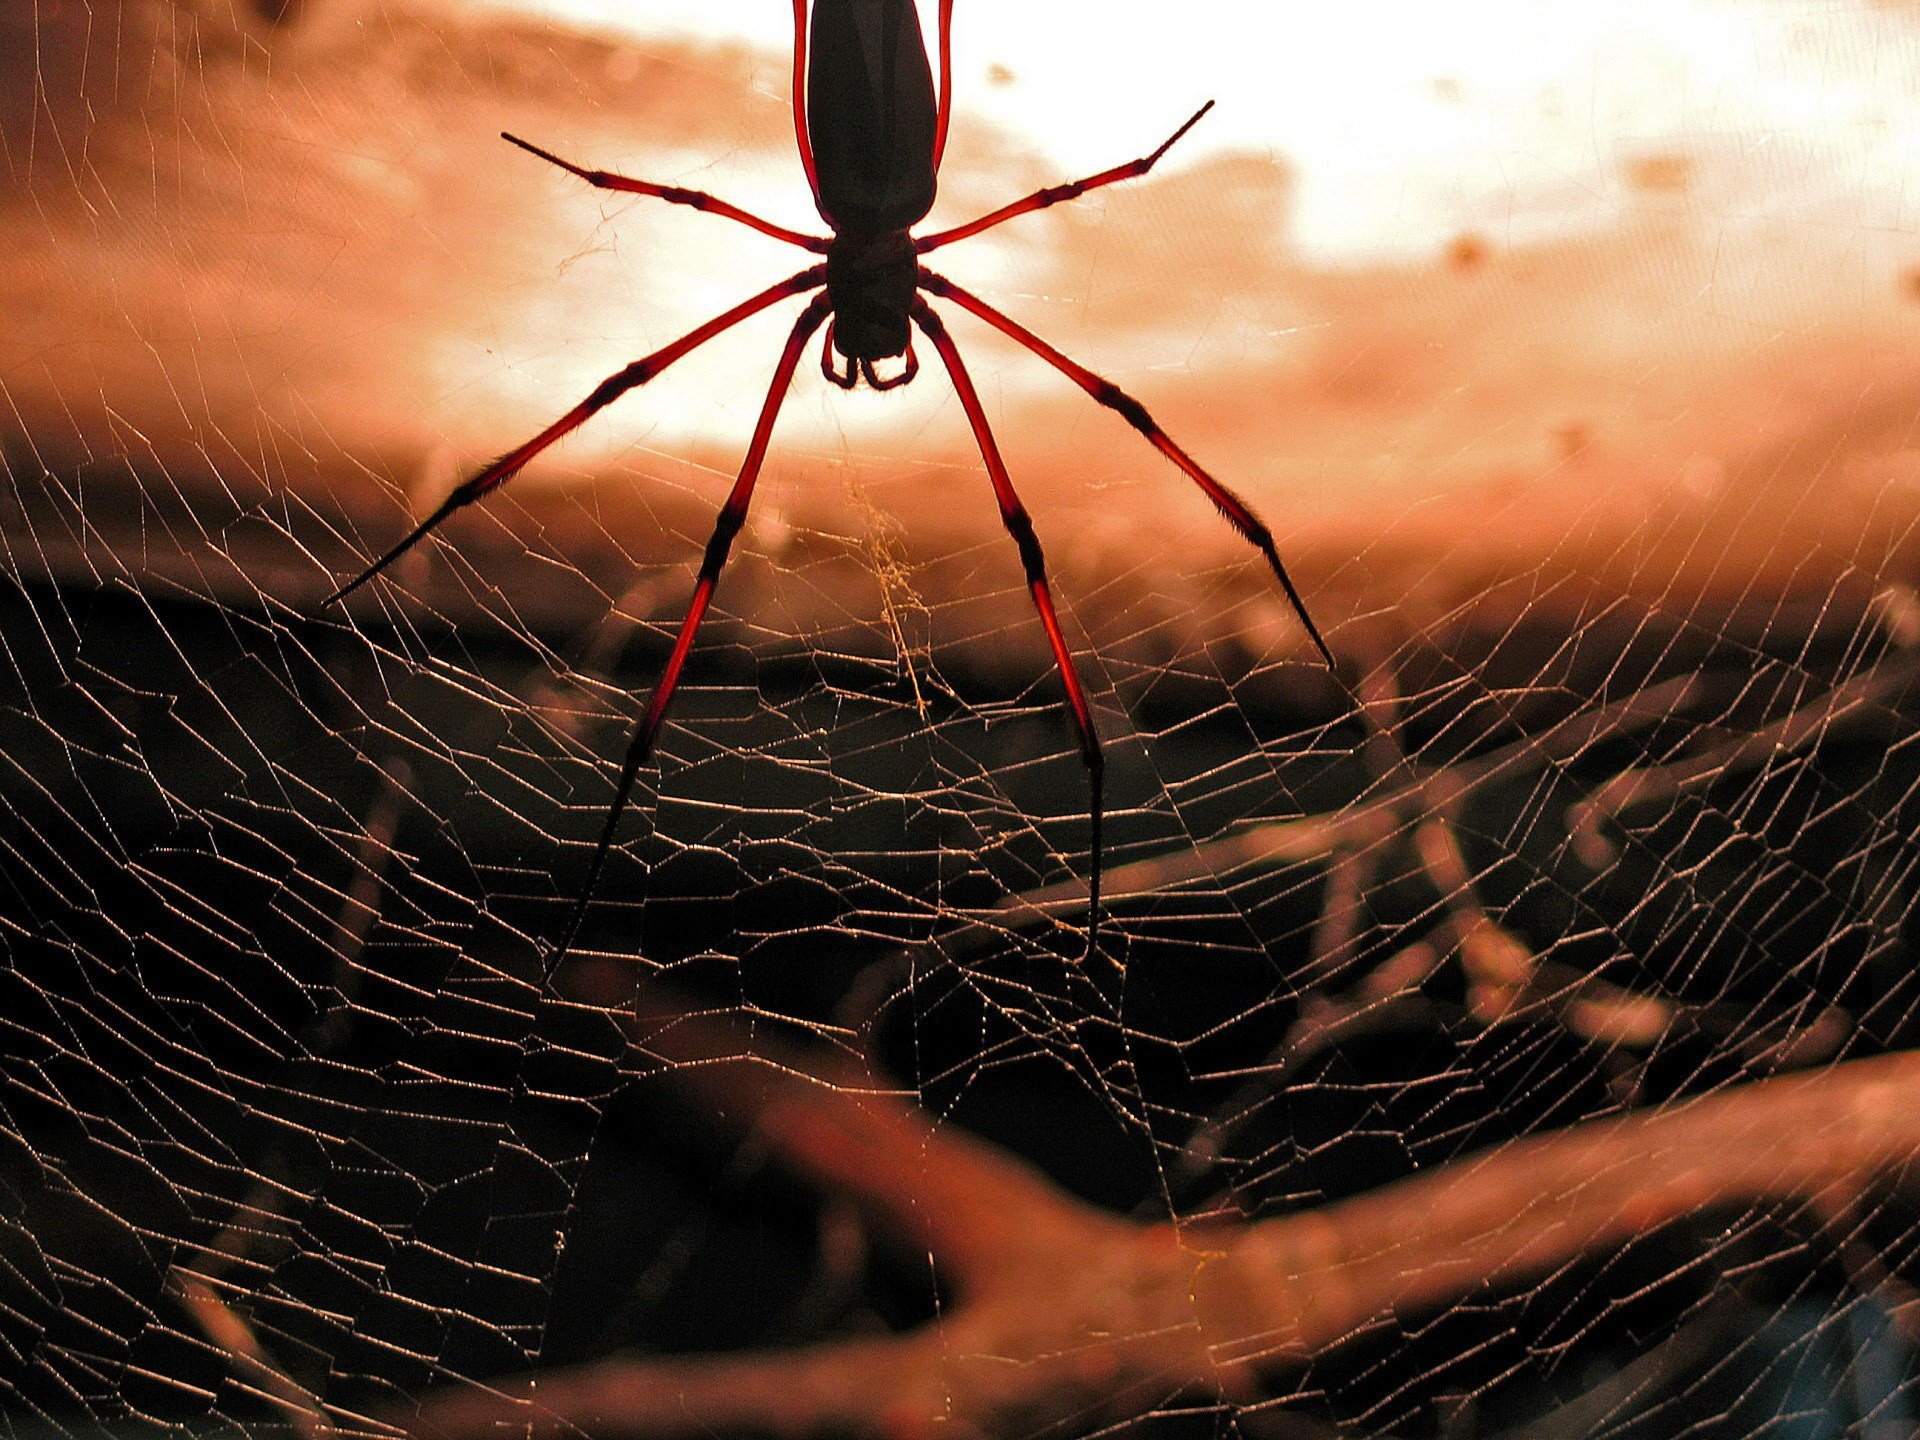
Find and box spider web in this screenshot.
[5,1,1920,1437]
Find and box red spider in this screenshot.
[324,0,1336,963]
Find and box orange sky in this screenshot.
[6,0,1920,658]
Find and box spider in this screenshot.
[324,0,1337,962]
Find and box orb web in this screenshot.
[4,2,1920,1437]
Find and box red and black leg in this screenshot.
[859,350,919,391]
[912,299,1108,964]
[821,322,858,389]
[790,0,828,221]
[917,101,1214,254]
[931,0,955,172]
[918,270,1341,677]
[548,293,833,965]
[502,134,829,252]
[323,266,827,606]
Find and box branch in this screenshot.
[397,977,1920,1440]
[563,964,1116,1286]
[1229,1047,1920,1362]
[405,1338,940,1440]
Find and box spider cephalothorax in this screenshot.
[823,228,919,386]
[322,0,1338,964]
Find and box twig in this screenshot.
[1568,652,1920,860]
[313,756,413,1048]
[527,571,678,742]
[172,1268,334,1440]
[168,1176,335,1440]
[993,672,1704,933]
[1176,664,1732,1190]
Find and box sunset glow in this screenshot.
[472,0,1920,261]
[10,0,1920,634]
[16,10,1920,1434]
[421,0,1920,543]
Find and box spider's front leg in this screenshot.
[916,101,1214,254]
[322,266,826,606]
[791,0,957,213]
[932,0,956,171]
[503,133,830,252]
[911,299,1108,963]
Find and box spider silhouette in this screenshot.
[324,0,1336,962]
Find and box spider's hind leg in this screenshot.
[918,270,1345,686]
[548,294,832,967]
[912,299,1108,965]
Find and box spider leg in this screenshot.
[859,345,919,391]
[931,0,955,172]
[502,134,829,253]
[916,101,1213,254]
[548,294,832,967]
[821,322,859,389]
[790,0,829,221]
[912,299,1107,964]
[919,271,1341,676]
[323,265,826,607]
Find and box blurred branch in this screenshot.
[1567,650,1920,863]
[383,600,1917,1440]
[172,1260,333,1440]
[972,645,1912,1106]
[395,976,1920,1440]
[991,670,1706,932]
[1175,650,1847,1186]
[990,640,1917,950]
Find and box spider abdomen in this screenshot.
[806,0,939,235]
